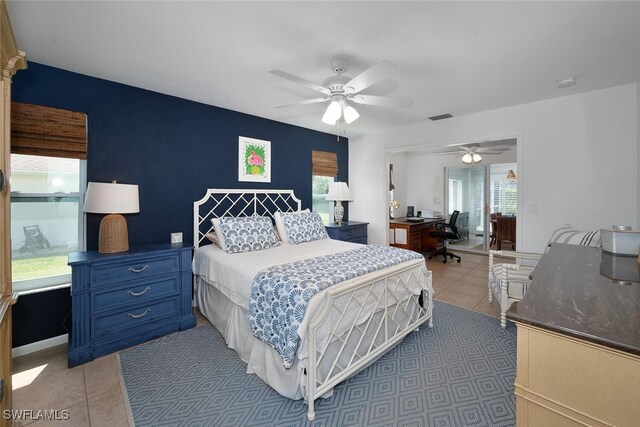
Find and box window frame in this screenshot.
[10,157,86,294]
[312,174,335,225]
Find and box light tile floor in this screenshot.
[11,251,503,426]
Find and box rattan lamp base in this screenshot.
[99,214,129,253]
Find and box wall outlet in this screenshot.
[170,232,183,244]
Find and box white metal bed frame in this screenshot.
[193,189,433,420]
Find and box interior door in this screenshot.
[1,1,27,423]
[445,165,489,253]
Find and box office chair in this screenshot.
[428,210,461,263]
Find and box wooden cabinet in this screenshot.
[325,221,368,244]
[0,2,27,421]
[508,245,640,426]
[68,243,196,367]
[389,218,444,253]
[514,324,640,426]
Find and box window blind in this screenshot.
[311,150,338,177]
[11,102,87,159]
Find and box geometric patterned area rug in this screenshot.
[119,301,516,426]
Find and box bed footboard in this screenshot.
[305,260,433,420]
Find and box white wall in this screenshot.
[349,84,638,253]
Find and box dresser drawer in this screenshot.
[90,254,179,286]
[334,226,366,240]
[92,297,180,338]
[91,276,180,314]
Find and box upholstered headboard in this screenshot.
[193,189,302,249]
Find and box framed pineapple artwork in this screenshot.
[238,136,271,183]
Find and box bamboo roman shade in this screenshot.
[312,150,338,177]
[11,102,87,159]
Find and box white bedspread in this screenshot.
[192,238,362,308]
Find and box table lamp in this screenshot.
[84,181,139,253]
[326,182,353,225]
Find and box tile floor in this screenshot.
[10,251,504,426]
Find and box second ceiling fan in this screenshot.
[270,56,413,125]
[431,143,512,165]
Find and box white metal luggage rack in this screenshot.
[193,189,433,420]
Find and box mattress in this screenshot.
[192,238,363,308]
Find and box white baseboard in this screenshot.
[12,334,68,358]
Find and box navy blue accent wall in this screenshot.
[11,62,348,347]
[12,288,71,348]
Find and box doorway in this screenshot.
[446,162,518,253]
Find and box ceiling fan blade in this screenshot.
[343,60,397,95]
[478,151,509,155]
[270,70,331,96]
[273,98,329,109]
[476,147,510,153]
[350,94,413,108]
[431,152,461,156]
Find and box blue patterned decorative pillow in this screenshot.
[218,216,279,253]
[280,211,329,245]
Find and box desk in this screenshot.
[507,244,640,426]
[389,217,445,253]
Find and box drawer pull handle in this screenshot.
[127,308,151,319]
[127,286,151,297]
[128,265,149,273]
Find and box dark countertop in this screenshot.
[507,243,640,356]
[389,217,445,225]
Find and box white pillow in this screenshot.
[279,211,329,245]
[217,216,279,254]
[210,218,228,251]
[274,209,309,243]
[547,224,601,248]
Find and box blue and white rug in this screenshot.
[119,302,516,426]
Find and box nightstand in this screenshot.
[67,243,196,367]
[325,221,369,244]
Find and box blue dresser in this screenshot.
[325,221,368,244]
[68,243,196,367]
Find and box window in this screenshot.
[312,175,334,224]
[311,150,338,224]
[10,154,85,293]
[448,179,463,213]
[490,177,517,215]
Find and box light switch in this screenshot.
[171,232,183,244]
[528,204,537,214]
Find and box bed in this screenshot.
[192,189,433,420]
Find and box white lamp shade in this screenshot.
[322,100,342,125]
[343,104,360,124]
[461,153,482,164]
[326,182,353,201]
[84,182,140,214]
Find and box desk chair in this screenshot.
[428,210,461,263]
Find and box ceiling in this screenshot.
[7,1,640,138]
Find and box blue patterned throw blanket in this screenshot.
[248,245,424,368]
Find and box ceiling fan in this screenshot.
[270,56,413,126]
[431,143,511,165]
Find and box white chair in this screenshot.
[488,250,542,328]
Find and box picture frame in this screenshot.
[238,136,271,183]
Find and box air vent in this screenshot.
[429,113,453,121]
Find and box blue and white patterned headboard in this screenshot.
[193,189,302,249]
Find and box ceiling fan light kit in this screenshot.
[461,153,482,164]
[271,56,413,126]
